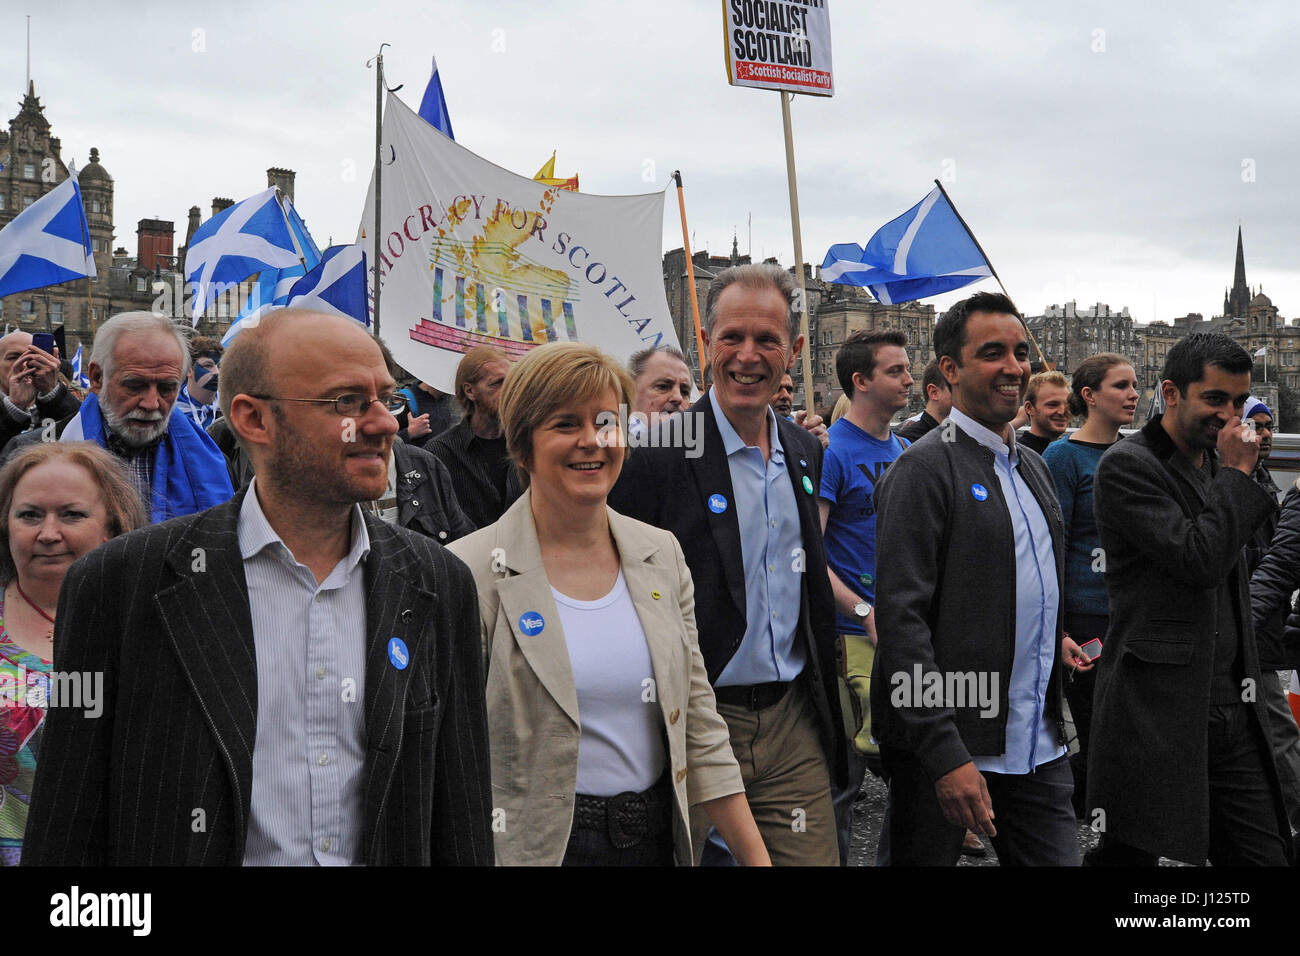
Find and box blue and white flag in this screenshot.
[284,199,322,271]
[71,343,90,388]
[417,56,454,139]
[221,199,323,346]
[0,172,96,297]
[821,185,993,305]
[185,187,302,323]
[287,244,370,325]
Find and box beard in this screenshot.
[100,399,170,447]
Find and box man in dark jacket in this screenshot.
[610,263,845,865]
[872,292,1077,866]
[0,329,82,447]
[427,346,518,530]
[1090,332,1290,865]
[895,359,951,444]
[23,309,493,865]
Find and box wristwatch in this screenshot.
[853,601,873,620]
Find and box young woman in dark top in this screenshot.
[1042,353,1139,819]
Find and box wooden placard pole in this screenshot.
[780,92,816,411]
[671,171,708,378]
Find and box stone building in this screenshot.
[1022,301,1140,375]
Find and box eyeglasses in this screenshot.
[248,393,405,417]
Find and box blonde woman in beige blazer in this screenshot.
[450,342,768,866]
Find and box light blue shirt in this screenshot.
[947,407,1065,774]
[710,388,807,687]
[239,480,371,865]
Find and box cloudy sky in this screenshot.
[7,0,1296,322]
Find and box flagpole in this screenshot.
[780,92,816,410]
[671,172,708,377]
[369,44,389,339]
[931,178,1051,370]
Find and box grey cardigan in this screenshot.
[871,419,1068,782]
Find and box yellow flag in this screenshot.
[533,151,556,181]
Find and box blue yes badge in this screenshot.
[708,493,728,514]
[388,638,410,670]
[518,612,546,636]
[971,483,989,502]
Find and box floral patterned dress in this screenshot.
[0,598,50,866]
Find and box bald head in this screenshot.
[0,331,34,395]
[220,309,382,420]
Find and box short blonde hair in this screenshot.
[1025,369,1069,407]
[498,343,634,476]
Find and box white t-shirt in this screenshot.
[551,571,666,797]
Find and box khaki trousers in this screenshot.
[692,679,839,866]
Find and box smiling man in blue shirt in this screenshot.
[872,292,1078,866]
[610,263,846,866]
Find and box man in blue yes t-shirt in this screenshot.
[818,329,913,863]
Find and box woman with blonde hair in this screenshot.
[450,342,768,865]
[0,443,146,864]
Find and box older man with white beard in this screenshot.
[1,312,233,522]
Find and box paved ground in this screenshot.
[845,759,1103,866]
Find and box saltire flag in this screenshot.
[285,244,370,325]
[221,267,303,347]
[534,151,579,193]
[417,57,454,139]
[185,187,302,323]
[221,199,324,346]
[0,171,96,297]
[283,199,322,270]
[821,185,993,305]
[71,343,89,388]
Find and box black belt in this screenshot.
[713,680,791,710]
[573,777,671,850]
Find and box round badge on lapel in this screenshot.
[971,483,989,502]
[651,590,662,600]
[799,458,807,467]
[708,493,728,514]
[518,612,546,636]
[388,638,410,670]
[802,475,815,495]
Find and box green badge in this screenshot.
[802,475,814,495]
[859,572,874,588]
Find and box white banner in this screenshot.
[358,94,681,392]
[723,0,834,97]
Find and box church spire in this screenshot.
[1226,226,1249,317]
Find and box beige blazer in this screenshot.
[449,489,744,866]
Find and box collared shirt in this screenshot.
[947,407,1064,774]
[104,429,159,504]
[239,479,371,865]
[710,388,806,687]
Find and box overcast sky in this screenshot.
[7,0,1297,323]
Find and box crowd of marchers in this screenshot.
[1,263,1296,867]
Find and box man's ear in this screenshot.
[228,395,274,453]
[788,334,805,367]
[938,355,959,390]
[88,362,104,394]
[1160,379,1180,409]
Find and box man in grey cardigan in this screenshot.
[872,292,1078,866]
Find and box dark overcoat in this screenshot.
[1089,416,1289,863]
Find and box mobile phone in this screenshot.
[1079,638,1103,661]
[31,332,56,355]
